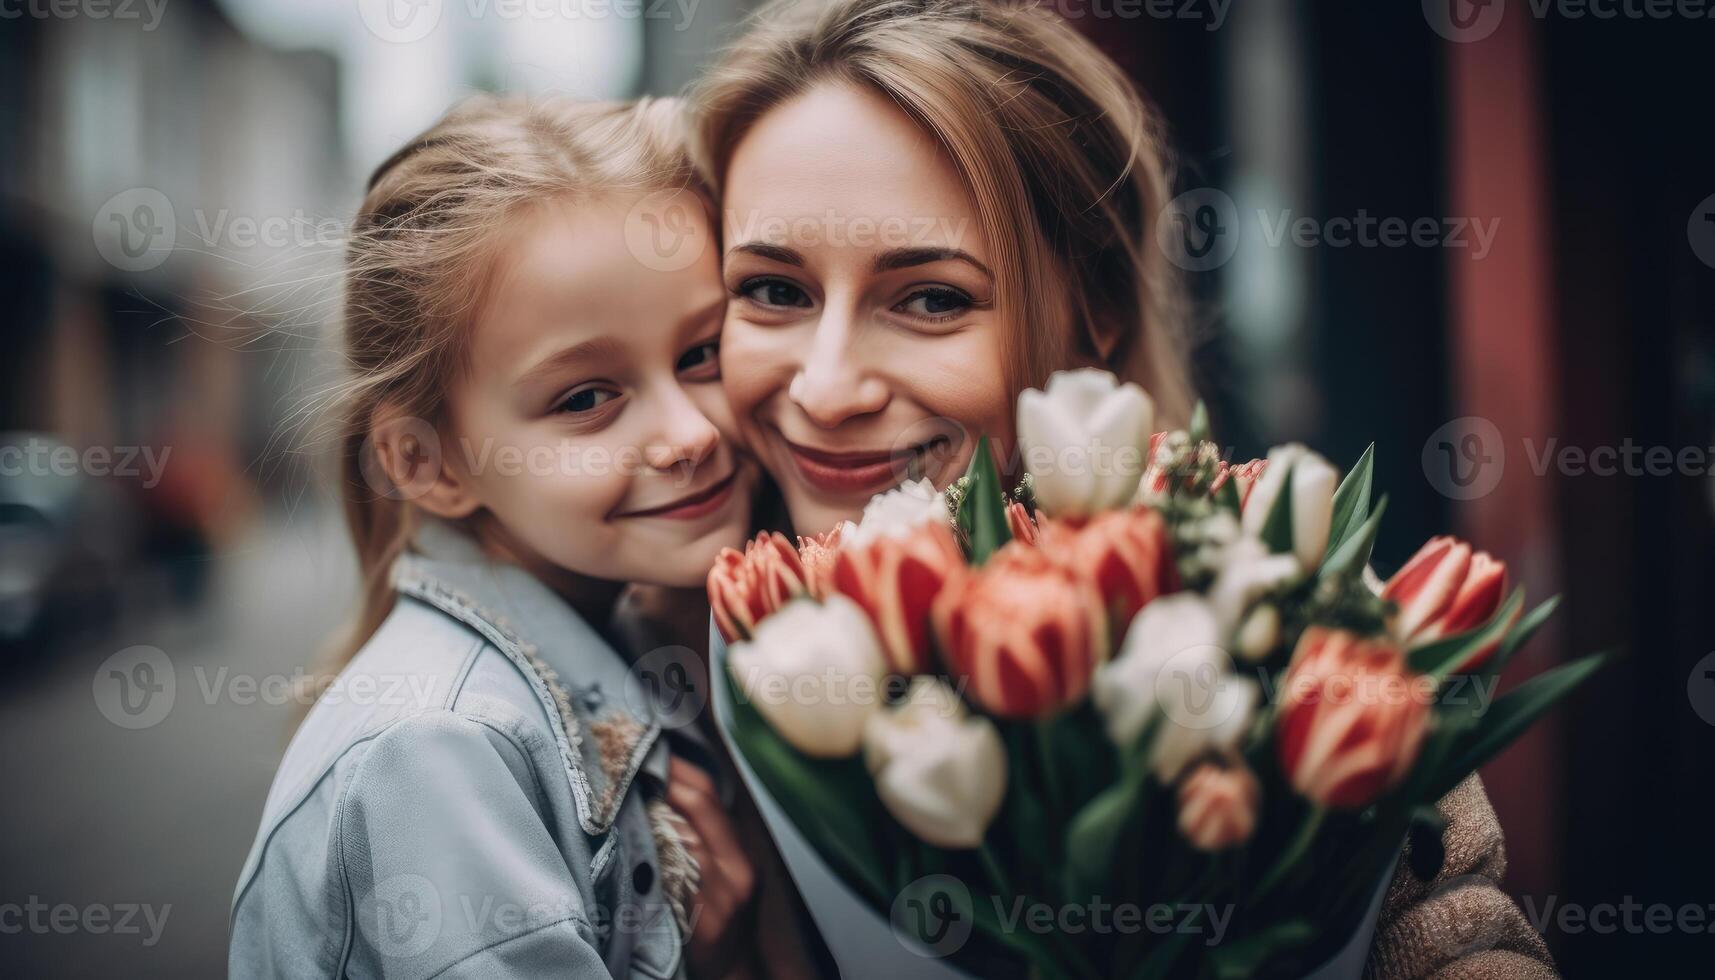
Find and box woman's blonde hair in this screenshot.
[689,0,1196,424]
[331,94,701,667]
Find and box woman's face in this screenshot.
[718,81,1013,536]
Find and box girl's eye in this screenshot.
[678,340,721,377]
[737,277,812,309]
[895,286,973,321]
[558,387,619,414]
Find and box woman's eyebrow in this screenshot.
[872,246,992,278]
[726,242,803,266]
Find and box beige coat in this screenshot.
[1367,775,1556,979]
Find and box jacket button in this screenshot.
[633,862,655,895]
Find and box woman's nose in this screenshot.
[788,311,890,428]
[643,387,720,473]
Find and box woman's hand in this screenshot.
[667,757,758,979]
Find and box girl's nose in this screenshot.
[644,388,720,472]
[788,310,890,428]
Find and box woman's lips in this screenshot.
[781,435,941,497]
[616,469,738,521]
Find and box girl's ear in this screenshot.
[369,405,481,520]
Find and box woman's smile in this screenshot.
[777,431,953,497]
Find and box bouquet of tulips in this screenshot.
[706,369,1601,979]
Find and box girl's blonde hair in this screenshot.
[332,94,701,667]
[690,0,1195,424]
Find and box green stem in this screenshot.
[1252,806,1325,904]
[978,843,1102,980]
[1036,719,1064,839]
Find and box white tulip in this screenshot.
[1092,594,1222,748]
[1017,369,1154,518]
[863,677,1007,848]
[1150,672,1258,783]
[846,478,949,549]
[1239,444,1338,570]
[728,596,887,758]
[1208,536,1303,644]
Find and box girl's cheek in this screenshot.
[719,319,793,422]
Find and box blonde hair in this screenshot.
[332,94,701,668]
[690,0,1196,424]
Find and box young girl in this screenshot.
[230,96,773,979]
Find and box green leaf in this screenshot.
[1434,595,1563,731]
[1188,400,1211,445]
[1207,919,1318,979]
[1488,595,1561,675]
[1127,929,1195,980]
[1213,469,1242,514]
[1324,443,1375,561]
[1438,653,1606,788]
[1258,462,1296,556]
[1063,771,1147,898]
[1407,587,1527,679]
[958,437,1011,565]
[718,661,893,904]
[1320,495,1388,580]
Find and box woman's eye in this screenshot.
[895,286,972,320]
[557,387,619,414]
[678,340,721,377]
[738,277,812,309]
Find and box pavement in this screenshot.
[0,509,357,978]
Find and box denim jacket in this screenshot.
[230,520,686,979]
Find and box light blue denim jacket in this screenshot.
[230,520,684,979]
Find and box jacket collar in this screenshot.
[392,518,660,836]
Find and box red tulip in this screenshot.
[1210,458,1267,510]
[829,521,963,675]
[933,542,1108,718]
[1006,500,1039,546]
[1382,536,1518,672]
[1276,628,1431,809]
[1177,763,1261,852]
[795,523,850,600]
[1037,507,1178,629]
[708,531,808,642]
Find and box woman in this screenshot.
[689,0,1558,976]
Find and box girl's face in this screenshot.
[718,81,1013,536]
[439,191,756,589]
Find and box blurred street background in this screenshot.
[3,0,1714,975]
